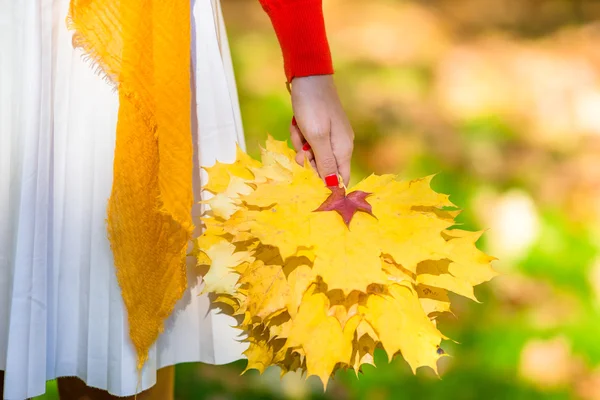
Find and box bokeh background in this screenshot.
[40,0,600,398]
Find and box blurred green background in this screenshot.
[40,0,600,398]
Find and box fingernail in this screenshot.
[325,174,339,187]
[292,116,297,126]
[302,142,311,151]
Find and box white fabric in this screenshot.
[0,0,247,398]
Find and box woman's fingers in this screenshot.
[302,124,339,186]
[292,115,344,186]
[289,117,304,151]
[290,116,317,170]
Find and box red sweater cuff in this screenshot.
[260,0,334,83]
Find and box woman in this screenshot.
[0,0,353,398]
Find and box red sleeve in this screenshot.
[259,0,334,83]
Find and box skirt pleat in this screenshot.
[0,0,247,398]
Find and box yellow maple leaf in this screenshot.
[441,230,499,286]
[364,282,445,373]
[203,146,260,194]
[250,162,293,184]
[261,135,296,170]
[286,288,361,388]
[238,251,288,319]
[202,175,254,219]
[283,263,317,318]
[237,167,329,259]
[198,240,251,295]
[242,329,273,375]
[247,136,296,184]
[355,176,455,273]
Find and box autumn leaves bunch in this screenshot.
[194,137,496,388]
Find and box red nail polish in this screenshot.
[292,116,297,126]
[302,142,311,151]
[325,174,339,187]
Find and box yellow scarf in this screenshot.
[68,0,193,367]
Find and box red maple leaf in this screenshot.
[314,186,374,227]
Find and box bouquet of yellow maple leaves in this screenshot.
[194,137,497,388]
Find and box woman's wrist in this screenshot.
[288,73,334,94]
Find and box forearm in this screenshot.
[258,0,334,82]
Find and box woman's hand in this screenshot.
[289,75,354,186]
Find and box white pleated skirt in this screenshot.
[0,0,247,398]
